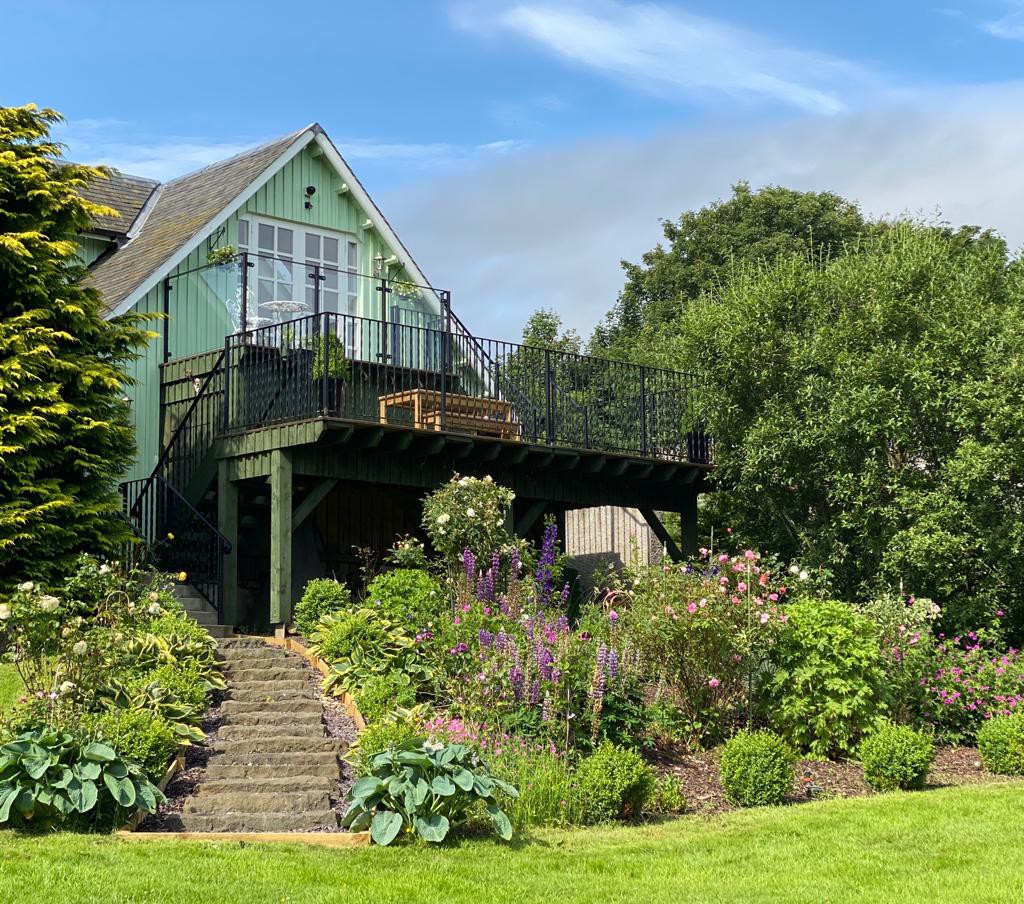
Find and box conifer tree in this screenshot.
[0,105,151,586]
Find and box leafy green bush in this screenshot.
[342,739,518,845]
[764,598,887,757]
[354,673,416,724]
[0,727,164,830]
[82,709,178,781]
[491,747,582,829]
[349,718,424,776]
[977,713,1024,776]
[575,742,653,823]
[143,662,209,715]
[364,569,442,629]
[421,473,515,565]
[647,773,687,815]
[858,723,934,792]
[294,579,351,638]
[718,730,795,807]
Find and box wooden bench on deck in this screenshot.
[378,388,520,440]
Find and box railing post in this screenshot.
[376,278,391,362]
[545,349,555,445]
[162,278,172,363]
[440,290,451,433]
[239,251,250,332]
[222,336,231,433]
[321,312,329,415]
[639,365,648,457]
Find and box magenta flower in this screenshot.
[708,677,720,688]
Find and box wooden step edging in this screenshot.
[118,635,370,847]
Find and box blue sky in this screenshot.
[6,1,1024,335]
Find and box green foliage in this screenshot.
[342,739,518,845]
[0,727,164,830]
[0,105,152,588]
[647,773,687,815]
[645,222,1024,638]
[311,331,351,381]
[421,474,515,566]
[81,709,178,782]
[354,673,416,724]
[765,598,887,757]
[574,742,653,824]
[347,717,424,777]
[490,748,583,829]
[718,730,795,808]
[294,579,351,638]
[858,723,935,792]
[976,713,1024,776]
[592,181,867,353]
[385,535,429,569]
[365,568,443,629]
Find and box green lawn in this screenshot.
[0,664,22,713]
[0,784,1021,903]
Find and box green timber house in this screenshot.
[80,123,712,633]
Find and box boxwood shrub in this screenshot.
[364,568,442,628]
[718,730,795,807]
[575,742,653,823]
[977,712,1024,776]
[294,579,351,638]
[859,723,935,791]
[81,708,178,781]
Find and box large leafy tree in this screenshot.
[591,181,867,354]
[646,223,1024,638]
[0,105,151,586]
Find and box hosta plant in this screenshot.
[342,739,518,845]
[0,727,164,831]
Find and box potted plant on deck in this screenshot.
[313,331,352,416]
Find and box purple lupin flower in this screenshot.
[530,678,541,706]
[607,648,619,680]
[559,582,570,608]
[535,523,558,605]
[463,548,476,581]
[478,628,495,648]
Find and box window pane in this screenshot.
[324,270,339,290]
[347,241,357,269]
[305,233,319,258]
[258,256,275,279]
[277,228,293,256]
[258,223,274,251]
[324,237,339,263]
[238,219,249,248]
[323,290,340,314]
[258,279,273,304]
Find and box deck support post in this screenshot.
[680,485,699,558]
[639,508,683,562]
[514,500,547,538]
[218,459,239,627]
[270,448,293,629]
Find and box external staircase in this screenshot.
[169,638,344,832]
[173,584,231,638]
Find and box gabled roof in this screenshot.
[79,170,160,237]
[88,123,435,318]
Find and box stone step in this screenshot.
[184,789,332,815]
[220,699,323,716]
[222,666,306,684]
[218,652,294,667]
[226,679,309,694]
[220,710,324,728]
[219,638,276,650]
[212,736,341,755]
[225,687,316,704]
[205,762,340,781]
[199,775,336,794]
[189,609,220,626]
[168,810,339,833]
[206,750,341,769]
[177,596,212,613]
[203,625,233,639]
[218,723,325,741]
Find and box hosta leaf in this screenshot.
[23,756,51,781]
[492,778,520,798]
[485,803,513,841]
[67,778,98,813]
[106,760,128,780]
[412,777,430,806]
[430,775,456,796]
[135,781,158,813]
[452,768,475,791]
[347,808,373,832]
[81,742,116,763]
[370,810,404,846]
[351,776,383,801]
[0,787,19,823]
[14,789,34,816]
[103,772,136,808]
[413,813,450,843]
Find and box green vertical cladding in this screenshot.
[77,235,113,266]
[116,141,437,481]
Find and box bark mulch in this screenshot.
[651,743,1011,816]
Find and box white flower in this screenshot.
[17,581,33,592]
[147,602,162,616]
[37,595,59,613]
[148,591,159,601]
[61,626,72,638]
[0,604,10,620]
[436,513,451,525]
[798,570,809,581]
[72,640,88,657]
[483,475,493,483]
[458,477,469,486]
[98,564,110,575]
[788,565,799,575]
[58,681,76,695]
[467,508,476,518]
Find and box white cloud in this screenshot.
[337,137,528,166]
[981,1,1024,38]
[452,0,885,115]
[384,83,1024,342]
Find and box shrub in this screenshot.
[647,773,687,815]
[421,473,515,565]
[764,598,887,757]
[343,739,518,845]
[82,708,178,781]
[976,713,1024,776]
[364,568,443,629]
[575,742,653,823]
[718,730,795,807]
[144,662,209,715]
[859,723,935,792]
[0,727,164,830]
[354,673,416,723]
[294,579,351,638]
[348,718,424,776]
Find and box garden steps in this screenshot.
[172,584,231,638]
[167,637,342,833]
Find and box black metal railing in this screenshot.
[122,477,231,613]
[222,309,710,464]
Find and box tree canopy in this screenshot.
[0,104,151,586]
[591,181,867,355]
